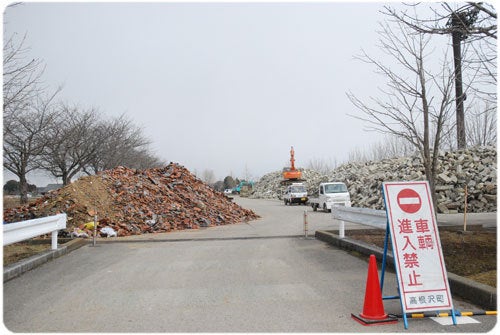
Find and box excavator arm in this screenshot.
[282,146,303,184]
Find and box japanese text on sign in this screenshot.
[383,181,453,312]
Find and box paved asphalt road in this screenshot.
[2,196,497,333]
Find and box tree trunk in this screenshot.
[426,162,439,214]
[19,173,29,204]
[62,170,70,186]
[420,65,439,213]
[422,157,439,213]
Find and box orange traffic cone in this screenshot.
[351,254,398,326]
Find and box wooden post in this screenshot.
[93,209,97,246]
[304,210,308,238]
[463,185,468,232]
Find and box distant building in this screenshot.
[38,183,63,195]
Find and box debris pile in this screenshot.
[251,146,497,213]
[3,163,259,236]
[251,169,326,199]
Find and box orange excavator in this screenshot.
[281,146,305,184]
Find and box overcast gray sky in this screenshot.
[4,1,396,185]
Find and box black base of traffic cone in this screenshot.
[351,313,398,326]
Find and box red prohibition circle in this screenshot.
[397,188,422,214]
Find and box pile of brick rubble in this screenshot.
[3,163,259,236]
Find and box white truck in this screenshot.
[283,183,308,205]
[308,182,351,212]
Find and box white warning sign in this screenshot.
[382,181,454,313]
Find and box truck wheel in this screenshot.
[312,204,317,212]
[323,203,327,212]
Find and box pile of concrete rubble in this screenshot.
[251,169,326,199]
[3,163,259,236]
[251,146,496,213]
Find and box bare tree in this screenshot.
[382,3,497,149]
[3,92,60,203]
[201,169,216,185]
[373,135,416,160]
[307,157,337,173]
[348,135,416,163]
[347,20,456,208]
[121,149,165,170]
[84,114,158,173]
[383,3,496,41]
[347,147,370,163]
[2,32,57,203]
[39,105,102,185]
[3,33,45,115]
[466,101,497,146]
[243,164,254,182]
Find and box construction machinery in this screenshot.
[281,146,305,185]
[232,181,254,197]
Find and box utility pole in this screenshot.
[451,11,466,149]
[448,7,479,149]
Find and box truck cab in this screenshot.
[283,183,308,205]
[310,182,351,212]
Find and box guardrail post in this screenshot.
[51,230,58,250]
[339,219,345,239]
[332,206,345,239]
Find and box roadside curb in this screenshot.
[3,238,88,282]
[95,234,301,243]
[315,230,497,311]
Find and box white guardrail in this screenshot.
[3,213,67,250]
[331,206,387,238]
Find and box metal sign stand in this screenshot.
[380,182,457,329]
[380,218,409,328]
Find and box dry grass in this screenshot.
[3,238,75,266]
[3,196,22,209]
[3,242,52,265]
[345,228,497,287]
